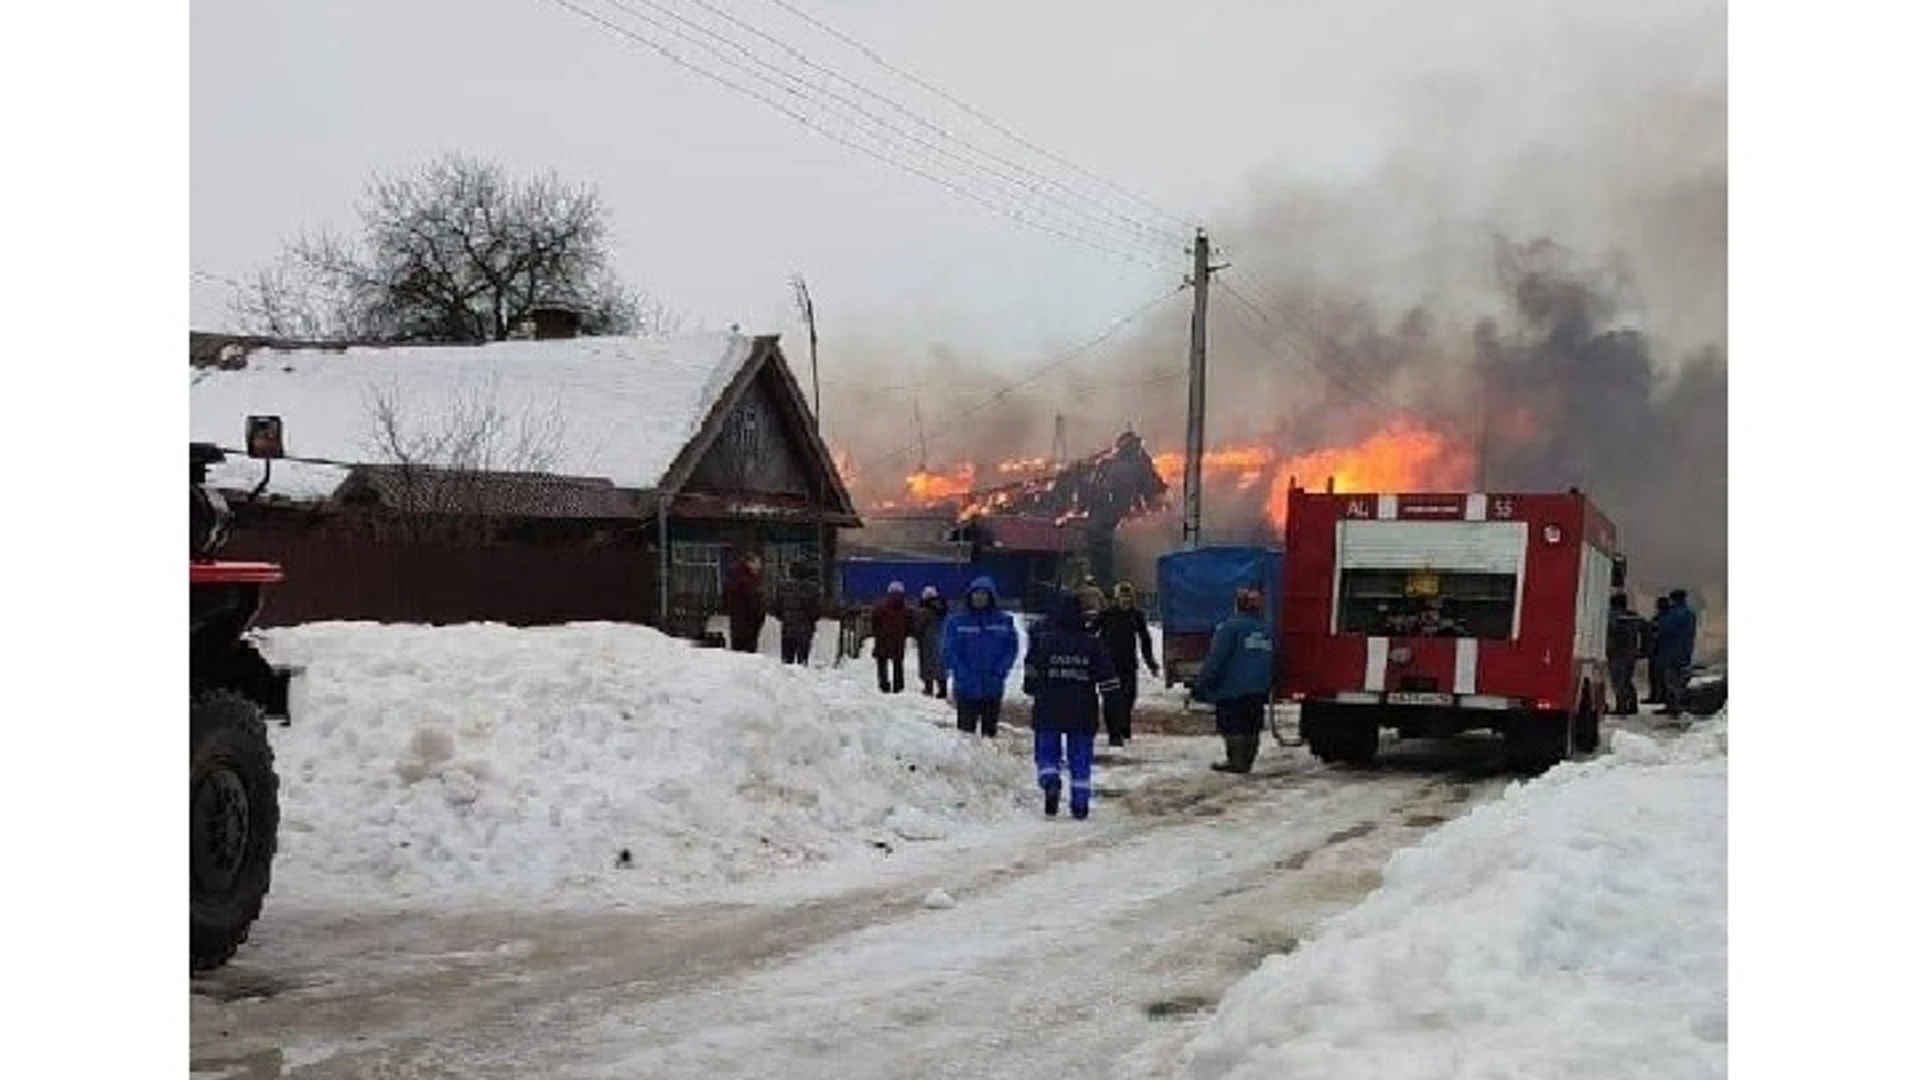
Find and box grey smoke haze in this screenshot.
[828,6,1726,617]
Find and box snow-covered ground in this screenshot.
[199,621,1724,1080]
[1179,720,1729,1080]
[257,622,1033,909]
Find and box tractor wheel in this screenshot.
[1573,684,1602,755]
[1508,711,1573,776]
[191,690,280,972]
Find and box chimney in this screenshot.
[528,306,583,340]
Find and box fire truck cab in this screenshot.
[1278,486,1623,774]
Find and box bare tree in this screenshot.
[237,154,678,343]
[358,380,571,543]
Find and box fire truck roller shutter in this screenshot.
[1335,520,1529,573]
[1573,544,1614,663]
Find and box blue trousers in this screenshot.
[1034,729,1097,812]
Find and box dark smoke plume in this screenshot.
[822,4,1726,646]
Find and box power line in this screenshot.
[861,282,1187,471]
[542,0,1178,269]
[601,0,1174,260]
[1214,275,1394,410]
[754,0,1198,236]
[653,0,1187,251]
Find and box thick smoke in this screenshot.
[824,5,1726,640]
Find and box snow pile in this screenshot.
[1184,719,1729,1080]
[256,622,1032,908]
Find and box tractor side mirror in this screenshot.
[246,415,285,460]
[1610,556,1628,590]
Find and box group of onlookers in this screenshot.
[1605,588,1701,716]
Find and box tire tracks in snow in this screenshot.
[191,739,1506,1079]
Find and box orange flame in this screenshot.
[1260,418,1476,527]
[905,462,976,503]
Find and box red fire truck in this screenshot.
[1278,486,1624,773]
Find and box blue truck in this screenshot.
[1155,545,1283,692]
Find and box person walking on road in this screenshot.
[1023,590,1120,819]
[914,585,950,698]
[1605,591,1644,715]
[1655,588,1698,716]
[941,575,1020,737]
[723,552,767,654]
[1094,581,1159,748]
[871,581,913,694]
[1194,583,1275,774]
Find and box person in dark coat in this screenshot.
[723,553,767,654]
[870,581,913,694]
[1605,591,1644,715]
[1642,595,1672,705]
[913,585,950,698]
[1094,581,1159,748]
[941,575,1020,737]
[1023,591,1120,819]
[1655,589,1699,716]
[774,562,826,666]
[1194,583,1275,774]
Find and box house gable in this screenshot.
[683,371,813,497]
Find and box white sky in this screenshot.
[191,0,1710,362]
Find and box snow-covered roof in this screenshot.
[190,332,758,499]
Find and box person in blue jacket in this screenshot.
[1194,583,1275,774]
[1655,588,1699,716]
[1023,590,1120,819]
[941,575,1021,738]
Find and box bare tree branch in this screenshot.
[236,153,675,344]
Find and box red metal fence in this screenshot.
[220,532,655,628]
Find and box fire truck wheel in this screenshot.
[1341,721,1380,768]
[1573,685,1601,755]
[1507,712,1572,775]
[1300,702,1344,764]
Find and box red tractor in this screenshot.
[190,436,295,971]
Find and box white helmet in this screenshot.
[921,585,939,599]
[887,581,906,594]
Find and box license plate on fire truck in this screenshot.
[1386,691,1452,706]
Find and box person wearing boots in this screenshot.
[1605,591,1644,715]
[1095,581,1159,748]
[1193,583,1275,774]
[1022,590,1120,819]
[914,585,950,698]
[1642,595,1672,707]
[1655,588,1698,717]
[870,581,913,694]
[942,576,1020,737]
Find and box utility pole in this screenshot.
[1052,413,1068,467]
[1182,228,1223,550]
[791,275,829,614]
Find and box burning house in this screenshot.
[844,431,1172,609]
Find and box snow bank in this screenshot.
[1185,720,1729,1080]
[256,622,1032,908]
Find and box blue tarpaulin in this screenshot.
[838,558,977,607]
[1155,546,1282,633]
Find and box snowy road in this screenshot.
[191,734,1513,1079]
